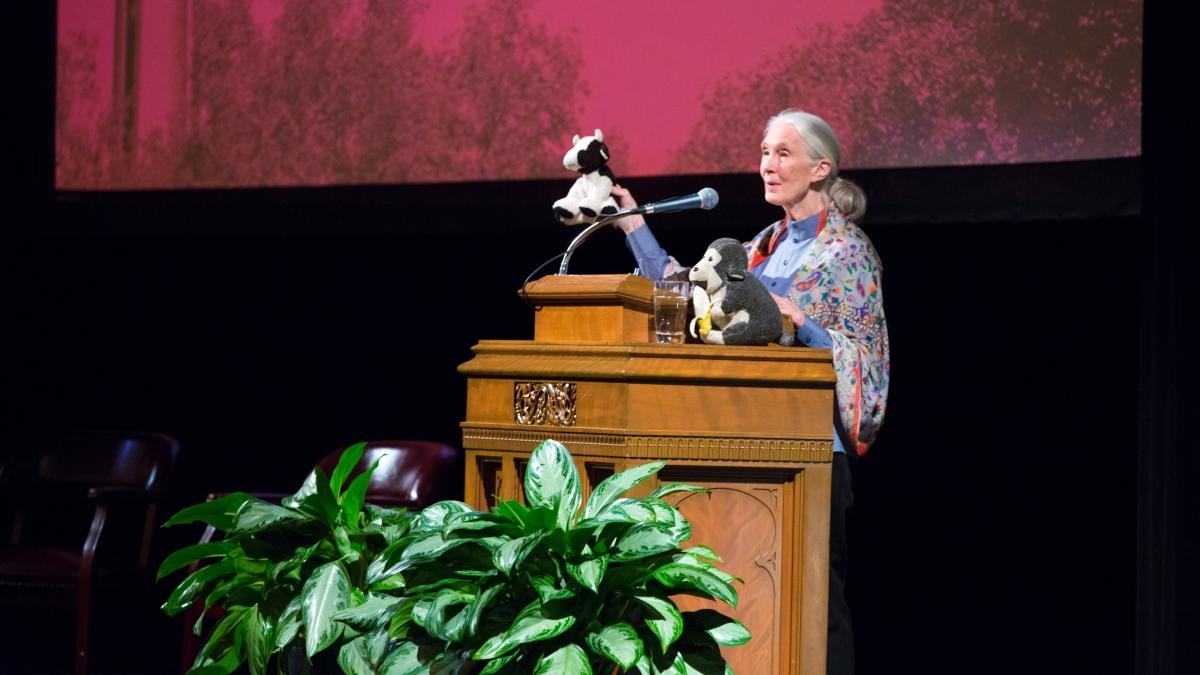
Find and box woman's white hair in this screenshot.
[765,109,867,222]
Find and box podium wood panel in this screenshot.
[523,274,655,342]
[460,336,835,674]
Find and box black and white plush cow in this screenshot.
[552,129,619,226]
[688,238,786,346]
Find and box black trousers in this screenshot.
[827,452,855,675]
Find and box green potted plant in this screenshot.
[334,439,749,674]
[160,439,749,674]
[159,443,413,674]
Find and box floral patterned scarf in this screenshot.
[745,207,891,454]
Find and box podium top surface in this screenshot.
[521,274,653,312]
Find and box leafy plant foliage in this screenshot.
[357,439,748,674]
[160,442,413,674]
[160,439,748,674]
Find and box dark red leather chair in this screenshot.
[314,440,463,509]
[0,429,180,675]
[179,439,463,672]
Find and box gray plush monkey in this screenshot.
[688,238,787,346]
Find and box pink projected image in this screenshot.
[56,0,1142,190]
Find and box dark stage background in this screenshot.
[6,164,1140,674]
[6,2,1195,675]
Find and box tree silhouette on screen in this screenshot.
[670,0,1141,173]
[54,0,1140,188]
[56,0,586,188]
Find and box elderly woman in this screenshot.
[611,109,889,675]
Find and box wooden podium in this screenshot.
[458,275,836,674]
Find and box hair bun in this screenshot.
[828,176,867,222]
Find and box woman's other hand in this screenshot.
[770,292,807,328]
[609,184,646,235]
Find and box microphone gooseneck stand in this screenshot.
[557,210,633,275]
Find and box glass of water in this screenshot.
[652,280,690,344]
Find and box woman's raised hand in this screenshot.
[609,184,646,234]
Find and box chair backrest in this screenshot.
[33,430,180,494]
[316,440,463,509]
[1,429,180,554]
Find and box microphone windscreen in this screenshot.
[699,188,719,210]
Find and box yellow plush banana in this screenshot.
[696,304,713,338]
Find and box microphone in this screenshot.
[556,188,719,274]
[629,188,719,215]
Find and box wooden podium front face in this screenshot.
[459,340,836,674]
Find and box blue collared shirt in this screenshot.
[748,212,833,350]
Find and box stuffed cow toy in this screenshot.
[688,238,788,346]
[553,129,619,226]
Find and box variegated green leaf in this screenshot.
[443,608,471,644]
[338,636,374,675]
[648,482,710,500]
[633,651,654,675]
[387,597,416,638]
[412,597,433,628]
[651,564,738,607]
[566,556,608,593]
[465,584,501,638]
[583,461,666,519]
[424,589,475,642]
[681,545,721,561]
[365,534,417,585]
[613,522,679,562]
[364,629,389,666]
[492,532,545,575]
[417,500,475,531]
[479,651,519,675]
[391,531,473,572]
[672,553,740,584]
[231,500,310,534]
[524,439,582,530]
[473,633,508,662]
[379,641,427,675]
[302,562,352,656]
[684,609,751,646]
[667,511,692,545]
[529,574,576,603]
[533,644,592,674]
[442,512,516,537]
[364,503,411,527]
[586,622,643,669]
[274,596,302,649]
[405,577,472,596]
[642,498,677,524]
[473,602,576,660]
[332,595,400,632]
[634,594,684,653]
[592,497,657,524]
[635,498,693,544]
